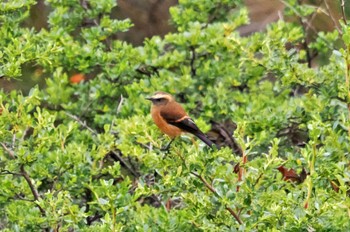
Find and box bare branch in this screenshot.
[323,0,341,33]
[340,0,347,25]
[109,150,140,178]
[280,0,318,33]
[13,193,35,202]
[0,170,21,176]
[65,112,97,135]
[20,165,46,215]
[190,171,243,224]
[190,171,217,195]
[1,142,16,159]
[65,112,138,178]
[225,206,243,223]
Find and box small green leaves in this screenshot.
[1,0,350,231]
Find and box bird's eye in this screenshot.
[155,98,162,102]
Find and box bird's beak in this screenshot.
[145,97,153,101]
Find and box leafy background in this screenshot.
[1,0,350,231]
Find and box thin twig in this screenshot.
[280,0,317,34]
[65,112,97,135]
[1,132,47,222]
[12,134,16,149]
[300,25,312,68]
[1,142,16,159]
[21,127,30,141]
[190,171,243,225]
[323,0,341,33]
[345,47,350,138]
[116,95,124,115]
[13,193,35,202]
[340,0,347,25]
[20,165,46,215]
[190,171,217,195]
[20,165,40,201]
[225,206,243,223]
[0,170,21,176]
[294,0,314,68]
[109,150,139,177]
[174,149,186,164]
[65,112,138,178]
[135,141,153,150]
[279,0,335,51]
[189,46,197,77]
[253,173,264,187]
[236,137,247,192]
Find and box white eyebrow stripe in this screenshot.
[152,93,171,100]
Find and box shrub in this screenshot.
[0,0,349,231]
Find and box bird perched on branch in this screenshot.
[146,91,216,149]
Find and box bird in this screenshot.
[146,91,216,149]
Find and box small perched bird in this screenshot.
[146,91,216,149]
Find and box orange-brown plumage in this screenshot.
[146,91,216,148]
[151,105,184,138]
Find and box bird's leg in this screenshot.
[161,138,175,152]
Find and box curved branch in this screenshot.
[20,165,46,216]
[190,171,243,225]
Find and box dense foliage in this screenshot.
[1,0,350,231]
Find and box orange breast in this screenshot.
[151,107,182,138]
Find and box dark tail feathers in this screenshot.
[194,131,218,149]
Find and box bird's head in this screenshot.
[146,91,173,106]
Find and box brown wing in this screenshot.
[160,102,201,134]
[160,102,216,148]
[159,102,187,122]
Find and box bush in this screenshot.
[1,0,350,231]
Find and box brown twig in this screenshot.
[0,170,21,176]
[340,0,347,25]
[298,19,312,67]
[66,112,139,178]
[109,150,140,177]
[237,154,247,192]
[20,165,46,215]
[13,195,34,202]
[189,46,197,77]
[254,173,264,187]
[279,0,335,52]
[345,47,350,138]
[280,0,317,33]
[190,171,243,225]
[323,0,342,33]
[1,133,47,223]
[1,142,16,159]
[65,112,97,136]
[190,172,217,195]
